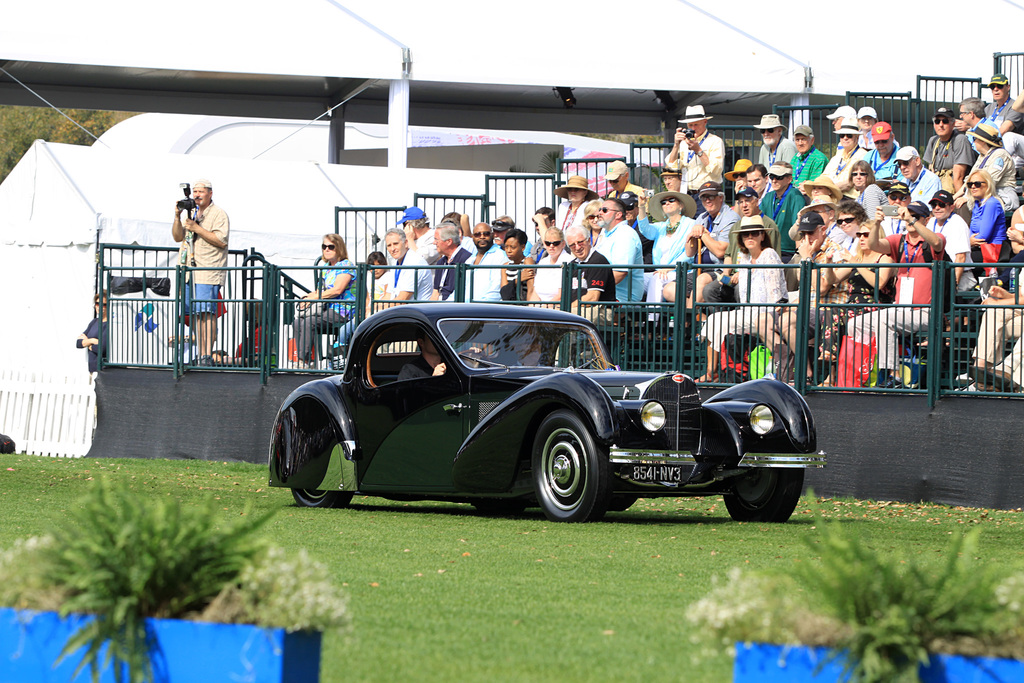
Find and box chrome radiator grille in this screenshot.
[641,375,701,451]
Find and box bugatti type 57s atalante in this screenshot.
[269,304,824,522]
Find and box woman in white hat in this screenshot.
[553,175,599,233]
[642,191,699,308]
[697,217,786,383]
[823,118,867,197]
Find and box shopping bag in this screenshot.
[837,337,876,388]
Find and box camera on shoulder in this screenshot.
[176,183,197,212]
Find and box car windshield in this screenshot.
[438,318,613,370]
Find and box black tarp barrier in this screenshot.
[89,369,315,464]
[90,370,1024,509]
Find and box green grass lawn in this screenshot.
[2,454,1023,682]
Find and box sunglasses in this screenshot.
[768,174,789,181]
[929,202,950,208]
[967,181,987,189]
[839,133,855,139]
[933,117,950,125]
[741,230,764,237]
[850,171,869,177]
[896,159,913,167]
[855,231,870,237]
[473,231,493,237]
[888,194,908,201]
[660,198,678,205]
[836,217,858,225]
[991,84,1007,89]
[321,244,336,250]
[598,207,615,213]
[544,240,563,247]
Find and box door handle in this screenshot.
[443,403,467,415]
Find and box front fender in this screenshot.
[268,377,356,489]
[451,372,617,492]
[703,379,816,452]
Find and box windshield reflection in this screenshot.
[438,319,612,370]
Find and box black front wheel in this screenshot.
[292,488,354,509]
[723,468,804,523]
[531,410,612,522]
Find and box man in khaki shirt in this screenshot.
[171,179,229,366]
[665,105,724,215]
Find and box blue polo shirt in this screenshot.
[865,143,900,180]
[596,221,644,301]
[905,168,942,205]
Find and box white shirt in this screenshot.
[392,248,433,301]
[928,214,970,259]
[413,230,440,265]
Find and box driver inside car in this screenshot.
[397,335,447,381]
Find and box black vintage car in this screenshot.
[269,304,824,522]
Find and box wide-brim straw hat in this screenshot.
[968,123,1002,149]
[553,175,599,201]
[735,216,767,233]
[648,191,697,222]
[800,174,843,204]
[679,105,713,124]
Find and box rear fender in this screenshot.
[268,377,356,490]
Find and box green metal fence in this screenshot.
[414,193,487,226]
[333,206,406,263]
[485,174,556,234]
[96,245,1023,403]
[993,52,1024,94]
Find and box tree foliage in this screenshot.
[0,106,135,183]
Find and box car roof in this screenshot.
[361,303,595,330]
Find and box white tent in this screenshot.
[3,0,1019,150]
[0,140,492,379]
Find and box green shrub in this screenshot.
[0,479,349,683]
[687,517,1024,683]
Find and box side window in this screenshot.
[364,324,448,386]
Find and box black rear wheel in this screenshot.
[723,468,804,522]
[292,488,354,509]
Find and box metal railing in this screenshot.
[333,206,405,263]
[95,246,1024,402]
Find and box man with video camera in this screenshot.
[171,179,229,366]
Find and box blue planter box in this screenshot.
[0,607,321,683]
[735,642,1024,683]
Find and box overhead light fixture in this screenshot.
[654,90,676,112]
[554,87,576,109]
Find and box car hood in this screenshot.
[508,369,672,401]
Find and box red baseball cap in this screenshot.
[871,122,893,141]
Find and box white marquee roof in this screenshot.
[2,0,1019,134]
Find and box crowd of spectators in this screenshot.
[125,76,1024,392]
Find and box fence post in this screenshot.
[674,262,687,375]
[927,262,947,408]
[454,263,466,303]
[794,260,813,394]
[260,264,274,384]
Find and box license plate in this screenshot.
[628,464,690,484]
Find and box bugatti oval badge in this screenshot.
[672,373,685,383]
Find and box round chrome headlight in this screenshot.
[639,401,667,432]
[749,404,775,435]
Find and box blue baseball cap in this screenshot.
[396,207,426,224]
